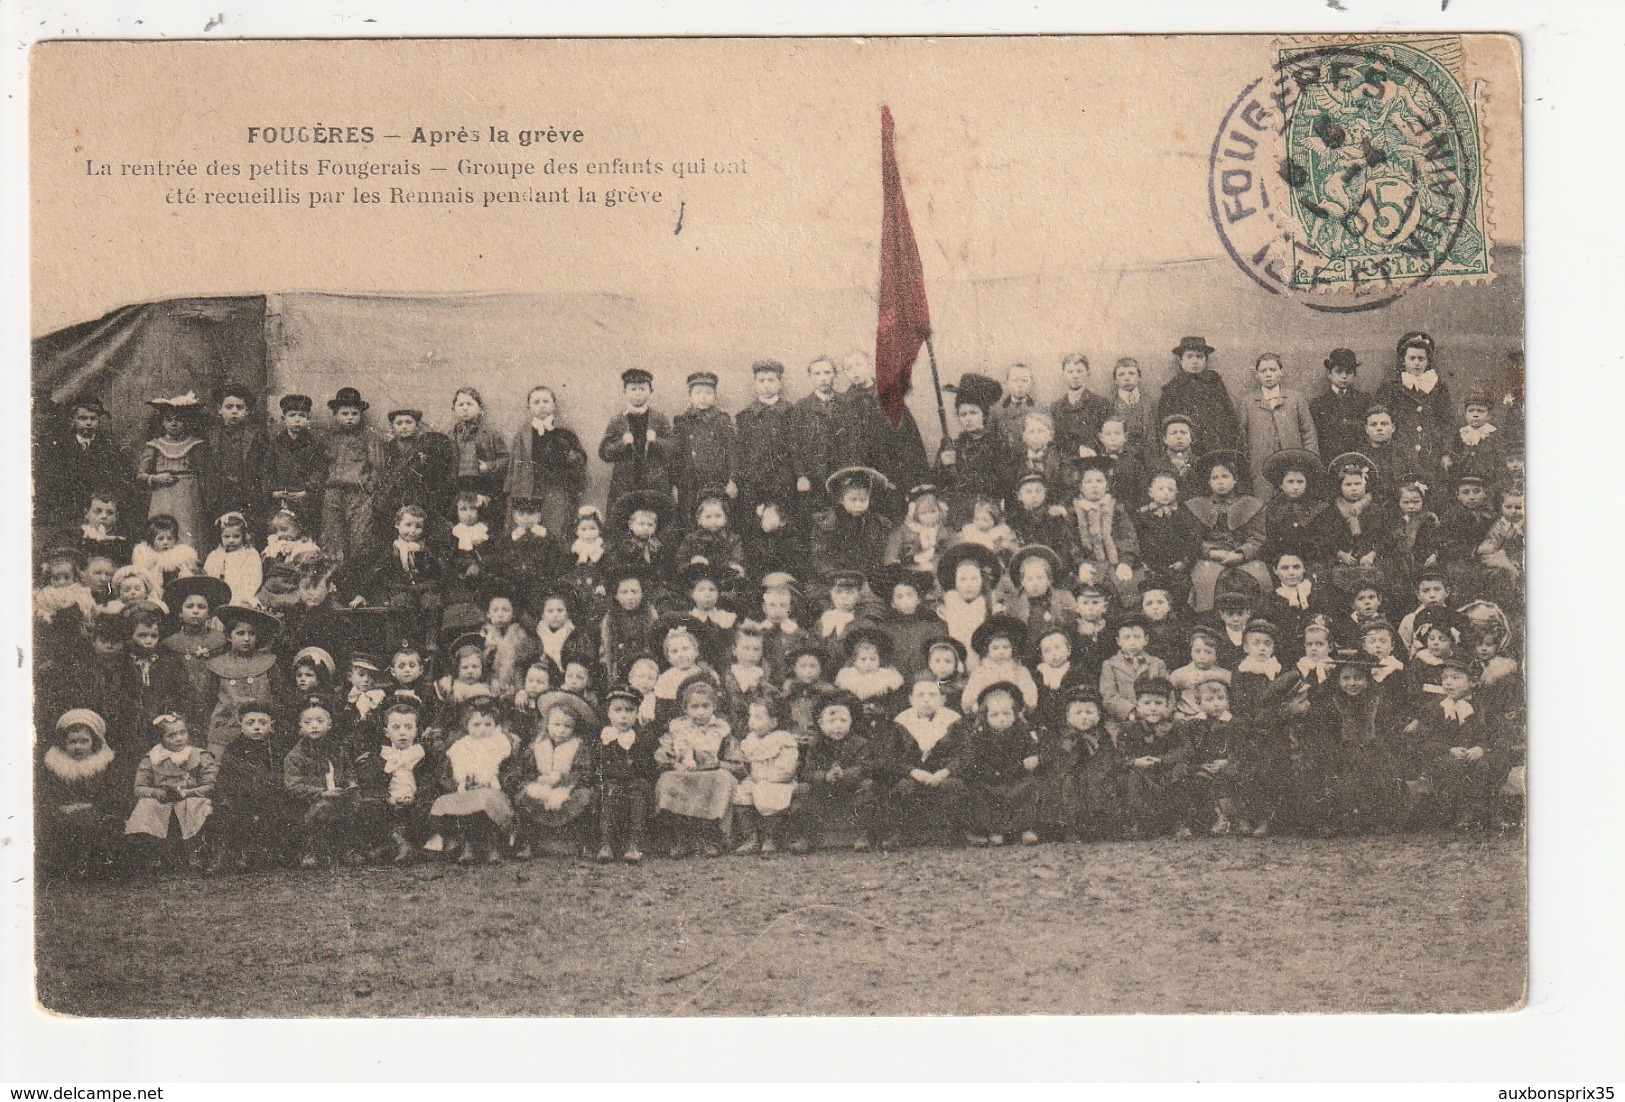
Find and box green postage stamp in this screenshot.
[1210,35,1495,310]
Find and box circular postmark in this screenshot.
[1208,40,1489,312]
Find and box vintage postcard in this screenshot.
[28,35,1524,1018]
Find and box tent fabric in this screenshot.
[32,296,270,451]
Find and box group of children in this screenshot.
[32,332,1526,878]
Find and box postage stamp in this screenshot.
[1209,36,1493,311]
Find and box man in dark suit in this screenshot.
[733,359,799,515]
[1155,336,1243,455]
[37,396,135,536]
[1309,348,1370,462]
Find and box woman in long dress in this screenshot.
[135,393,207,549]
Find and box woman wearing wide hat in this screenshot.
[936,372,1018,524]
[136,392,208,550]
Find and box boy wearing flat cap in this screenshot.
[201,385,268,551]
[733,360,799,516]
[1156,337,1243,456]
[599,367,676,515]
[375,407,457,546]
[672,370,737,523]
[268,394,326,533]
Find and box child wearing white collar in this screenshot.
[514,695,596,860]
[124,714,217,869]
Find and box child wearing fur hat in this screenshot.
[125,714,217,869]
[38,709,122,880]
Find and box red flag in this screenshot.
[875,105,932,429]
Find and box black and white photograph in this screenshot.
[21,30,1535,1027]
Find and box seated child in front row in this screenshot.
[654,680,736,859]
[1050,688,1117,842]
[282,702,357,868]
[429,698,520,864]
[124,714,217,869]
[730,693,803,856]
[353,702,435,864]
[797,691,878,851]
[1115,676,1188,838]
[596,687,657,863]
[38,708,121,880]
[513,695,597,859]
[212,703,296,871]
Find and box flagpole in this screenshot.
[923,333,950,440]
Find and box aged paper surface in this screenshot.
[29,36,1524,1018]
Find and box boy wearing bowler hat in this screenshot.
[671,370,737,523]
[321,387,388,566]
[1156,337,1243,455]
[268,394,326,532]
[598,367,676,515]
[1310,348,1370,461]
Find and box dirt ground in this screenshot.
[35,832,1525,1017]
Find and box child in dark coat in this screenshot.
[211,704,297,870]
[671,371,737,523]
[595,687,658,863]
[797,690,880,851]
[1115,676,1190,837]
[352,701,437,863]
[282,701,358,867]
[38,709,123,880]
